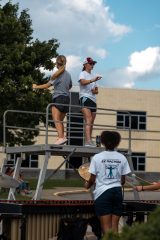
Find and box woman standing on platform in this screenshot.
[84,131,131,236]
[33,55,72,145]
[78,57,102,147]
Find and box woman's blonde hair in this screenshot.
[56,55,66,66]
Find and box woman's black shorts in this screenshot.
[95,187,123,217]
[79,97,97,112]
[52,95,70,113]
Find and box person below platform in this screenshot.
[84,131,131,236]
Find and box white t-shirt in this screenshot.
[89,151,131,200]
[78,71,98,103]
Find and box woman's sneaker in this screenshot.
[85,141,96,147]
[54,137,68,145]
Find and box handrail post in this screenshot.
[128,111,132,153]
[45,103,52,145]
[3,110,10,148]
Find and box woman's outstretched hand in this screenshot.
[95,75,102,81]
[32,84,37,89]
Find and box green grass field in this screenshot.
[27,178,84,189]
[0,178,84,200]
[0,178,134,200]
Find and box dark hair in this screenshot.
[100,131,121,150]
[5,167,14,176]
[82,66,86,71]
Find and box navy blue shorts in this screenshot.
[79,97,97,112]
[95,187,123,217]
[52,95,70,113]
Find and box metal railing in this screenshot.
[3,104,160,200]
[3,103,160,165]
[3,103,132,152]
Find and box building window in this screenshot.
[132,152,145,171]
[7,153,21,166]
[21,154,38,168]
[117,111,146,130]
[119,151,146,172]
[7,154,38,168]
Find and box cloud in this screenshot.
[87,46,107,58]
[102,68,135,88]
[10,0,131,55]
[127,47,160,74]
[66,55,82,71]
[13,0,131,85]
[102,46,160,88]
[1,0,133,87]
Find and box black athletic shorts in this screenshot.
[52,95,70,113]
[95,187,123,217]
[79,97,97,112]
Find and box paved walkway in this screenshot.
[34,187,160,201]
[41,187,92,200]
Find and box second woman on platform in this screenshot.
[78,57,102,147]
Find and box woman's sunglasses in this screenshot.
[88,63,95,66]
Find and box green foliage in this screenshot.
[102,231,120,240]
[102,207,160,240]
[0,1,59,146]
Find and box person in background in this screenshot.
[135,182,160,191]
[33,55,72,145]
[17,172,32,195]
[5,167,31,195]
[84,131,131,236]
[78,57,102,147]
[5,167,14,176]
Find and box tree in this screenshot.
[0,1,59,146]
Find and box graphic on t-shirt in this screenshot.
[105,164,118,179]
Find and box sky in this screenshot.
[1,0,160,90]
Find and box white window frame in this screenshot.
[117,111,146,130]
[132,152,146,171]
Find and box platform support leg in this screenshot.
[0,158,8,174]
[0,158,8,192]
[127,153,140,201]
[8,156,22,200]
[33,152,51,200]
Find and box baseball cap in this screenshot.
[83,57,97,65]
